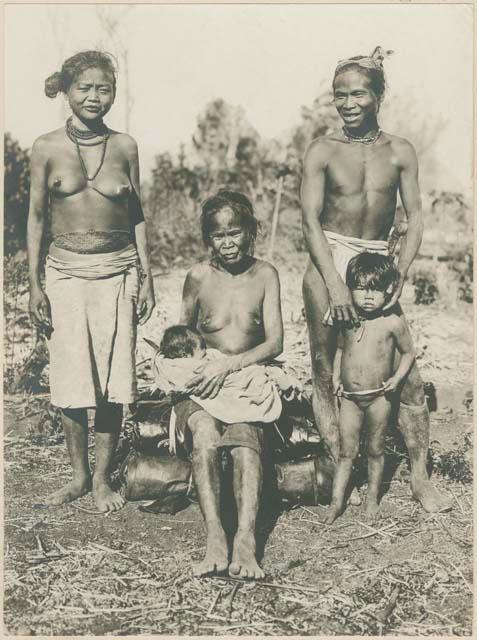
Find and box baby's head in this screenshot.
[159,325,206,359]
[346,252,400,314]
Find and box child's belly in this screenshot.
[341,342,394,391]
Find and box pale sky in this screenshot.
[5,4,473,192]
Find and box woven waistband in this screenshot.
[46,244,138,280]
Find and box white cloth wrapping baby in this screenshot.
[153,349,294,425]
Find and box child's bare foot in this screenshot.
[411,479,453,512]
[229,529,264,580]
[43,478,91,506]
[92,479,125,512]
[193,524,229,577]
[364,499,380,520]
[324,504,342,525]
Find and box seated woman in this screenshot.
[178,190,284,579]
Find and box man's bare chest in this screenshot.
[327,146,400,196]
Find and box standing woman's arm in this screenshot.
[126,135,156,324]
[27,136,51,330]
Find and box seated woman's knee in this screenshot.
[188,411,221,448]
[340,442,359,461]
[230,444,260,461]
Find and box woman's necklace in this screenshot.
[66,116,107,144]
[66,117,109,182]
[343,127,381,145]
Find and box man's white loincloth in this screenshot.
[323,230,389,326]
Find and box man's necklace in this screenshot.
[66,117,109,182]
[343,127,381,145]
[356,320,366,342]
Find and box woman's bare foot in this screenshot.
[193,524,229,577]
[229,529,264,580]
[411,479,453,512]
[43,478,91,506]
[324,503,342,525]
[92,479,125,512]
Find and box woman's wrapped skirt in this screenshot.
[45,244,139,408]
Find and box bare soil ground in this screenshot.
[3,256,473,636]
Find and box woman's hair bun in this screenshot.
[44,71,62,99]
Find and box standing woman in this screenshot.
[27,51,155,512]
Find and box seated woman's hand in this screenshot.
[185,357,239,399]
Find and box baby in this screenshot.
[326,252,416,523]
[159,324,208,361]
[154,325,294,426]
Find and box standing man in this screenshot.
[301,47,451,512]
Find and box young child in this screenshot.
[159,324,208,361]
[154,324,294,427]
[325,252,416,523]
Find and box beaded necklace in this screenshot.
[356,319,367,342]
[343,127,381,145]
[66,117,109,182]
[65,116,107,144]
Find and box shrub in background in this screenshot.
[4,133,30,255]
[412,269,439,305]
[452,246,473,304]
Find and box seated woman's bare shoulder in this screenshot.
[183,262,212,294]
[252,259,280,282]
[249,260,281,299]
[188,262,213,280]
